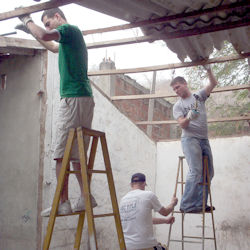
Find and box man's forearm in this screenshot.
[164,203,175,215]
[178,116,189,129]
[205,68,218,95]
[153,218,169,224]
[26,22,59,53]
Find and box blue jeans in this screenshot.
[180,137,214,212]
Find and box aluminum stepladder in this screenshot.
[42,127,126,250]
[167,156,217,250]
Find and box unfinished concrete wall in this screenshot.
[42,52,157,249]
[155,136,250,250]
[0,52,46,250]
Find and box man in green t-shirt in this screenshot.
[17,8,97,216]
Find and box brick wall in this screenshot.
[113,75,173,141]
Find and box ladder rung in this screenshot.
[184,236,215,240]
[170,239,202,244]
[88,169,107,174]
[55,211,85,217]
[177,181,186,184]
[174,210,212,214]
[80,127,105,137]
[55,211,117,219]
[94,213,115,218]
[67,170,81,174]
[66,170,107,174]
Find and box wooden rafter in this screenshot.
[89,53,250,77]
[82,1,250,35]
[0,0,75,21]
[85,18,250,49]
[0,36,43,50]
[135,116,250,125]
[111,85,250,101]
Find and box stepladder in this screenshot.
[167,155,217,250]
[42,127,126,250]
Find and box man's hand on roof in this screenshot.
[15,7,33,25]
[15,23,31,34]
[203,64,211,71]
[19,14,33,26]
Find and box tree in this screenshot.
[184,41,249,89]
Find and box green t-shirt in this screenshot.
[56,24,92,98]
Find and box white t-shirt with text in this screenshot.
[119,189,163,250]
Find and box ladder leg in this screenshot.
[205,159,217,250]
[77,127,98,250]
[43,128,76,250]
[74,213,86,250]
[167,156,182,249]
[100,135,126,250]
[87,136,98,181]
[74,134,98,249]
[180,158,184,250]
[202,156,207,250]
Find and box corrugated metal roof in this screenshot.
[77,0,250,62]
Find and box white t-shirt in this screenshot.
[119,189,163,250]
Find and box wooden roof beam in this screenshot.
[82,1,250,35]
[0,36,44,50]
[86,18,250,49]
[135,116,250,125]
[89,52,250,77]
[0,0,75,21]
[110,85,250,101]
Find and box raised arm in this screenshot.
[17,14,59,53]
[26,21,59,53]
[204,66,218,96]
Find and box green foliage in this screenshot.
[184,41,249,89]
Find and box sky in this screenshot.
[0,1,185,89]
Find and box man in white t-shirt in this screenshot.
[119,173,178,250]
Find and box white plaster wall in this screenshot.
[43,52,157,249]
[0,54,44,250]
[155,136,250,250]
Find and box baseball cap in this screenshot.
[131,173,146,183]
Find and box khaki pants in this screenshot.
[53,97,95,161]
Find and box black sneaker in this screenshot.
[180,206,215,213]
[205,206,215,212]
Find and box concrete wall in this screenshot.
[43,52,157,249]
[0,53,46,250]
[155,136,250,250]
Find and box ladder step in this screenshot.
[66,170,107,174]
[67,170,81,174]
[184,236,215,240]
[169,239,202,244]
[89,170,107,174]
[173,210,212,214]
[93,213,115,218]
[55,211,86,217]
[55,212,116,218]
[177,181,186,184]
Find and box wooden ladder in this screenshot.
[167,156,217,250]
[42,127,126,250]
